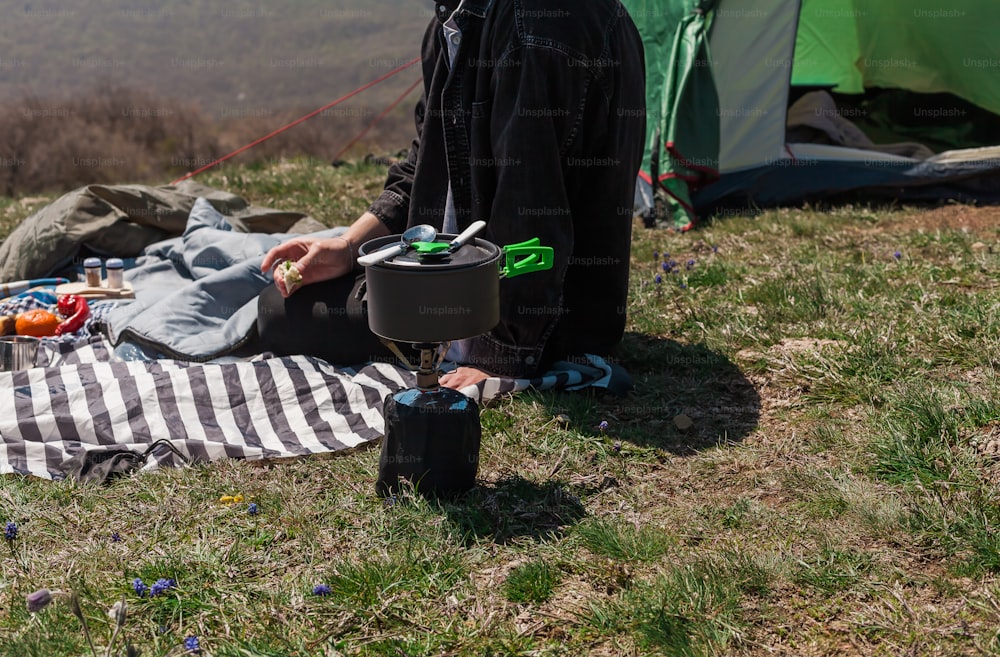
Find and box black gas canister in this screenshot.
[375,387,481,497]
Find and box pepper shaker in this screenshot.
[83,257,102,287]
[105,258,124,289]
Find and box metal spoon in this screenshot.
[357,224,437,266]
[446,220,486,252]
[414,220,487,259]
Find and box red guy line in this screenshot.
[332,76,422,163]
[170,56,421,185]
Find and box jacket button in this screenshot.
[525,356,536,365]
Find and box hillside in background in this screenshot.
[0,0,431,195]
[0,0,427,119]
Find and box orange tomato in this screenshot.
[15,308,62,337]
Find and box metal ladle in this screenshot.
[357,224,437,266]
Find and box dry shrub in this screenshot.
[214,102,413,166]
[0,84,414,197]
[0,84,221,196]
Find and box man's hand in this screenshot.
[261,212,392,297]
[439,366,491,390]
[261,236,353,298]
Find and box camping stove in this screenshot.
[373,340,480,498]
[358,230,552,498]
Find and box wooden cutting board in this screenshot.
[55,281,135,299]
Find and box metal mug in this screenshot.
[0,336,39,371]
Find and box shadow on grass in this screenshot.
[534,332,761,455]
[404,336,757,543]
[439,475,586,545]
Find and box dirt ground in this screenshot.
[887,204,1000,235]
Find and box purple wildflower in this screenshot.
[598,420,609,432]
[686,259,696,270]
[313,583,332,596]
[149,578,176,597]
[26,589,53,613]
[712,245,719,253]
[661,261,670,273]
[4,521,17,541]
[111,531,122,543]
[612,442,622,453]
[654,274,663,284]
[247,503,260,516]
[893,251,902,260]
[132,578,149,598]
[184,635,202,654]
[653,250,659,259]
[680,283,688,289]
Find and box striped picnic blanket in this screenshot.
[1,331,618,481]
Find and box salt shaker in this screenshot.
[105,258,124,289]
[83,257,102,287]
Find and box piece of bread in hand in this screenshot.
[276,260,303,294]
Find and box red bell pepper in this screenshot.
[55,294,90,336]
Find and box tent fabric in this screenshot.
[710,0,799,173]
[793,0,1000,117]
[694,152,1000,213]
[0,182,324,281]
[790,0,862,93]
[625,0,721,229]
[624,0,1000,220]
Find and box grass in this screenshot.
[0,158,999,655]
[504,560,560,604]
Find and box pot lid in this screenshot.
[367,236,499,270]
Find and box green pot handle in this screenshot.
[501,238,554,278]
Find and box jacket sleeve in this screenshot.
[463,44,598,377]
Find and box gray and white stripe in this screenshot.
[0,338,611,480]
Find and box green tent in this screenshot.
[624,0,1000,228]
[629,0,720,228]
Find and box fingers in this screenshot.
[297,238,345,271]
[294,239,351,285]
[439,374,471,390]
[262,237,350,297]
[261,239,310,273]
[439,367,491,390]
[260,247,285,273]
[275,277,291,298]
[439,375,459,390]
[292,249,318,280]
[272,266,292,297]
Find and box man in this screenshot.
[260,0,646,389]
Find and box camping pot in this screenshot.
[358,232,552,344]
[0,335,39,371]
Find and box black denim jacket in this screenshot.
[368,0,645,377]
